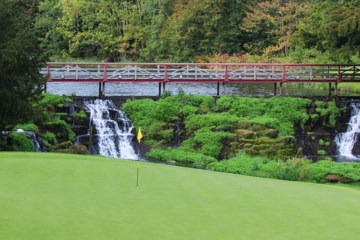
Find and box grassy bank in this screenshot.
[1,152,359,240]
[338,83,360,93]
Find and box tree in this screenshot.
[0,0,46,130]
[36,0,145,61]
[241,0,307,56]
[292,0,360,63]
[142,0,253,62]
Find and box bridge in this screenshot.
[44,62,360,97]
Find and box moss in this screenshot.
[57,141,73,149]
[234,129,256,139]
[68,145,89,155]
[317,150,327,156]
[258,129,279,138]
[314,100,341,127]
[73,110,89,125]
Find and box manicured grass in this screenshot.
[1,152,360,240]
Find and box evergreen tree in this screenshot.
[0,0,46,130]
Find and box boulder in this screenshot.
[325,174,353,183]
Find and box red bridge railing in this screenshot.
[43,62,360,96]
[45,62,360,83]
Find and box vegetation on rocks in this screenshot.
[0,94,88,153]
[122,93,358,184]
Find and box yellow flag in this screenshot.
[137,128,143,144]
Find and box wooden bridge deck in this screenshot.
[43,62,360,96]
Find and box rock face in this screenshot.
[230,123,296,160]
[325,174,353,183]
[351,134,360,157]
[295,97,352,161]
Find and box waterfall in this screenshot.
[84,99,137,160]
[30,133,42,152]
[335,101,360,162]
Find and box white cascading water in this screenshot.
[335,101,360,161]
[84,99,137,160]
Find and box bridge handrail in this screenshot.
[46,62,360,67]
[44,62,360,83]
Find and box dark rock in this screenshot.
[325,174,353,183]
[351,133,360,157]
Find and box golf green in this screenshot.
[0,152,359,240]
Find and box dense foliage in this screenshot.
[0,94,84,153]
[209,152,360,183]
[0,0,46,130]
[216,96,311,136]
[34,0,359,63]
[122,94,360,184]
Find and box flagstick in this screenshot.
[136,127,143,187]
[136,147,140,187]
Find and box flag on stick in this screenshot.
[137,128,143,144]
[136,127,143,187]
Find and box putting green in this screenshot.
[0,152,359,240]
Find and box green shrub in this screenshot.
[317,150,327,156]
[307,161,360,183]
[43,131,58,145]
[314,101,340,127]
[37,93,72,107]
[146,122,174,143]
[44,119,76,142]
[185,113,239,132]
[68,145,89,155]
[9,133,34,152]
[248,116,282,132]
[0,136,9,151]
[146,148,216,168]
[56,141,73,150]
[208,152,276,178]
[193,128,236,158]
[217,96,311,136]
[31,94,73,124]
[273,158,311,181]
[122,94,217,147]
[73,109,89,125]
[311,113,319,122]
[209,152,311,181]
[13,123,39,132]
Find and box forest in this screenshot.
[34,0,360,63]
[1,0,360,128]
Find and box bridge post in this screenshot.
[98,82,106,98]
[158,82,162,96]
[335,82,338,96]
[328,83,332,96]
[217,82,220,96]
[274,83,277,96]
[99,83,102,97]
[279,82,283,95]
[102,82,105,97]
[162,82,166,93]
